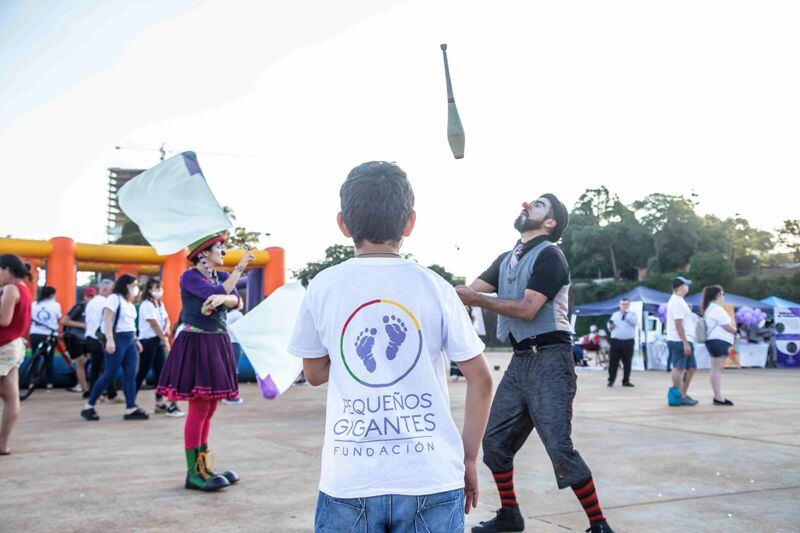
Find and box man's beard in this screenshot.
[514,213,543,232]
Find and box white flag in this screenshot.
[117,151,232,255]
[229,282,306,399]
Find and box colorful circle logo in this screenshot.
[339,299,423,388]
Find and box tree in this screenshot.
[633,193,702,272]
[114,221,148,245]
[565,187,651,280]
[777,219,800,261]
[223,206,262,249]
[427,264,465,286]
[292,244,355,286]
[688,251,736,289]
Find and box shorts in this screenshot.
[705,339,731,358]
[0,338,25,376]
[64,335,86,359]
[667,340,697,369]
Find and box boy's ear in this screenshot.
[337,212,352,238]
[402,210,416,237]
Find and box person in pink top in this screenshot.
[0,254,33,456]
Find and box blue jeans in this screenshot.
[88,332,139,409]
[667,340,697,369]
[314,488,465,533]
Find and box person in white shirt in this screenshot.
[81,275,148,421]
[29,286,62,389]
[666,277,698,406]
[82,280,118,401]
[701,285,737,406]
[288,161,493,532]
[136,278,183,417]
[607,298,638,387]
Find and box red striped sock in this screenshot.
[492,469,518,508]
[572,477,605,524]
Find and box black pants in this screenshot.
[136,337,165,400]
[482,344,592,490]
[84,337,117,398]
[608,339,635,384]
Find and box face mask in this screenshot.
[151,289,164,298]
[129,285,140,298]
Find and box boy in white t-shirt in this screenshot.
[288,161,493,532]
[665,276,698,406]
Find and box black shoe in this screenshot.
[713,398,734,406]
[81,407,99,421]
[472,506,525,532]
[123,408,150,420]
[607,381,614,387]
[622,382,634,387]
[587,519,615,533]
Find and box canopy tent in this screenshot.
[685,292,772,312]
[572,285,671,316]
[760,296,800,308]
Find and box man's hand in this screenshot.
[464,459,479,514]
[683,341,692,356]
[162,338,171,352]
[106,339,116,354]
[136,340,143,353]
[455,285,480,306]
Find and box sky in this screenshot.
[1,0,799,282]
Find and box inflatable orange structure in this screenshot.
[0,237,284,324]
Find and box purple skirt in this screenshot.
[156,330,239,401]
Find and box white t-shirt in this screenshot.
[666,294,696,342]
[227,309,243,344]
[288,258,485,499]
[138,299,168,339]
[104,294,137,333]
[84,295,106,340]
[30,299,62,335]
[704,302,735,344]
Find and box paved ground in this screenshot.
[1,353,799,532]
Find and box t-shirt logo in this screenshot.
[35,309,52,326]
[340,299,422,388]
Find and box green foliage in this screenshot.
[223,206,262,250]
[292,244,355,286]
[688,251,736,289]
[114,221,148,245]
[777,219,800,261]
[427,264,465,287]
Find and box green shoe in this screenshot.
[200,443,240,484]
[184,447,230,492]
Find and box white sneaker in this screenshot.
[67,385,84,393]
[165,403,185,418]
[222,398,244,406]
[46,383,54,391]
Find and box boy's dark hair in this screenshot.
[340,161,415,245]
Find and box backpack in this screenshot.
[695,317,708,343]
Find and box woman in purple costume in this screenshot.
[156,232,254,492]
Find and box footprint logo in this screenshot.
[354,328,378,373]
[383,315,408,361]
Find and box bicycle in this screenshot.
[19,324,74,401]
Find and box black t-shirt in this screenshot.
[478,235,572,348]
[64,302,86,337]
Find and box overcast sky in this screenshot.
[2,0,798,281]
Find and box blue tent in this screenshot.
[572,285,671,316]
[685,292,772,312]
[760,296,800,308]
